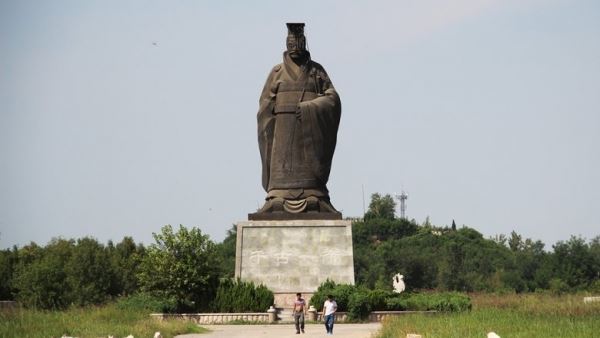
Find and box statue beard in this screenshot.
[289,50,305,59]
[288,49,308,66]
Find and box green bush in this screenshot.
[429,292,471,312]
[368,288,393,310]
[548,278,570,295]
[211,278,274,313]
[347,290,372,320]
[311,281,471,320]
[116,293,177,313]
[309,280,358,312]
[385,292,471,312]
[588,280,600,293]
[347,288,397,321]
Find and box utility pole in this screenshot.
[362,184,366,217]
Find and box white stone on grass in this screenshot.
[487,332,501,338]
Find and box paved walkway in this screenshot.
[176,323,382,338]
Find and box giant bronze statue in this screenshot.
[250,23,342,220]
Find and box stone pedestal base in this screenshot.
[273,292,314,309]
[235,220,354,306]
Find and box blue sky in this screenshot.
[1,0,599,249]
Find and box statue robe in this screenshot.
[257,52,341,196]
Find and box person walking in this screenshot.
[293,292,306,334]
[322,294,337,335]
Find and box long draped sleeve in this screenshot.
[298,83,341,186]
[257,66,280,191]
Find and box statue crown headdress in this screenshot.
[286,23,305,37]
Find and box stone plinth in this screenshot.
[150,313,270,324]
[235,220,354,303]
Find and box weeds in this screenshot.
[377,293,600,338]
[0,302,207,338]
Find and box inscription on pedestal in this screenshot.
[235,220,354,293]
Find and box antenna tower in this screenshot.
[395,191,409,219]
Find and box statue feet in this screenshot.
[248,195,342,220]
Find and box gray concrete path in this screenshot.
[176,323,382,338]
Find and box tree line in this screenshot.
[0,193,598,310]
[0,226,240,311]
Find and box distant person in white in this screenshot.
[322,294,337,335]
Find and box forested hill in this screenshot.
[351,194,599,293]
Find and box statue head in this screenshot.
[286,23,307,60]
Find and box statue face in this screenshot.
[287,35,306,59]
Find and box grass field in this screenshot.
[0,303,207,338]
[3,293,599,338]
[376,293,600,338]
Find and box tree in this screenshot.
[12,239,73,309]
[108,237,145,296]
[364,193,396,220]
[215,225,237,278]
[137,225,222,312]
[437,238,469,291]
[0,246,18,300]
[551,236,595,289]
[508,231,523,252]
[65,237,115,306]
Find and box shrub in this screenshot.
[386,292,471,312]
[368,288,393,311]
[346,288,396,321]
[429,292,471,312]
[311,280,471,318]
[347,290,372,320]
[548,278,569,295]
[211,278,274,313]
[588,280,600,293]
[116,293,177,313]
[311,281,473,320]
[309,280,358,311]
